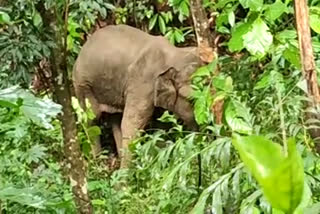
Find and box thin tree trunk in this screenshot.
[190,0,223,124]
[190,0,214,63]
[48,2,93,213]
[294,0,320,153]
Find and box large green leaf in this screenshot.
[283,45,301,68]
[228,22,251,52]
[0,86,61,129]
[239,0,263,11]
[0,11,11,24]
[264,0,287,21]
[232,135,304,213]
[310,14,320,34]
[243,18,273,57]
[224,100,253,135]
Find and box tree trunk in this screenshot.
[48,2,93,213]
[190,0,223,125]
[294,0,320,153]
[190,0,214,63]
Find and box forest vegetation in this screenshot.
[0,0,320,213]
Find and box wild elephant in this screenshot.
[73,24,202,168]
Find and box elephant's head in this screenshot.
[154,48,202,130]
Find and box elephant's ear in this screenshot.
[154,68,178,110]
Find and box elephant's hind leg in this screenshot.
[109,114,122,158]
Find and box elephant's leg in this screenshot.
[120,99,153,168]
[109,114,122,157]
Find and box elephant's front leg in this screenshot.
[120,99,153,168]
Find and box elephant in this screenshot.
[72,24,202,168]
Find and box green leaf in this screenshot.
[148,14,158,30]
[228,11,235,27]
[225,100,252,135]
[174,29,185,43]
[87,126,101,142]
[194,86,212,125]
[283,45,301,68]
[0,186,45,209]
[294,182,312,213]
[158,15,166,34]
[180,1,189,17]
[264,0,287,21]
[275,30,297,43]
[0,99,18,108]
[33,11,42,28]
[305,202,320,214]
[232,135,304,213]
[239,0,263,11]
[192,59,217,78]
[243,18,273,57]
[0,11,11,24]
[310,14,320,34]
[228,22,251,52]
[212,76,233,92]
[0,86,61,129]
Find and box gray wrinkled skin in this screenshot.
[73,24,201,168]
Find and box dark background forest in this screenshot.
[0,0,320,213]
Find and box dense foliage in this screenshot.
[1,0,320,213]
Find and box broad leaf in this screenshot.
[283,45,301,68]
[232,135,304,213]
[0,11,11,24]
[224,100,253,135]
[239,0,263,11]
[33,11,43,28]
[243,18,273,57]
[310,14,320,34]
[0,86,61,129]
[228,22,251,52]
[264,0,287,21]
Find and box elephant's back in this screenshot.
[73,25,164,109]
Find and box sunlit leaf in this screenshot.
[310,14,320,34]
[228,22,251,52]
[228,11,235,27]
[224,100,253,135]
[0,11,11,24]
[33,11,43,28]
[264,0,287,21]
[232,135,304,213]
[0,86,61,129]
[243,18,273,57]
[283,45,301,68]
[239,0,263,11]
